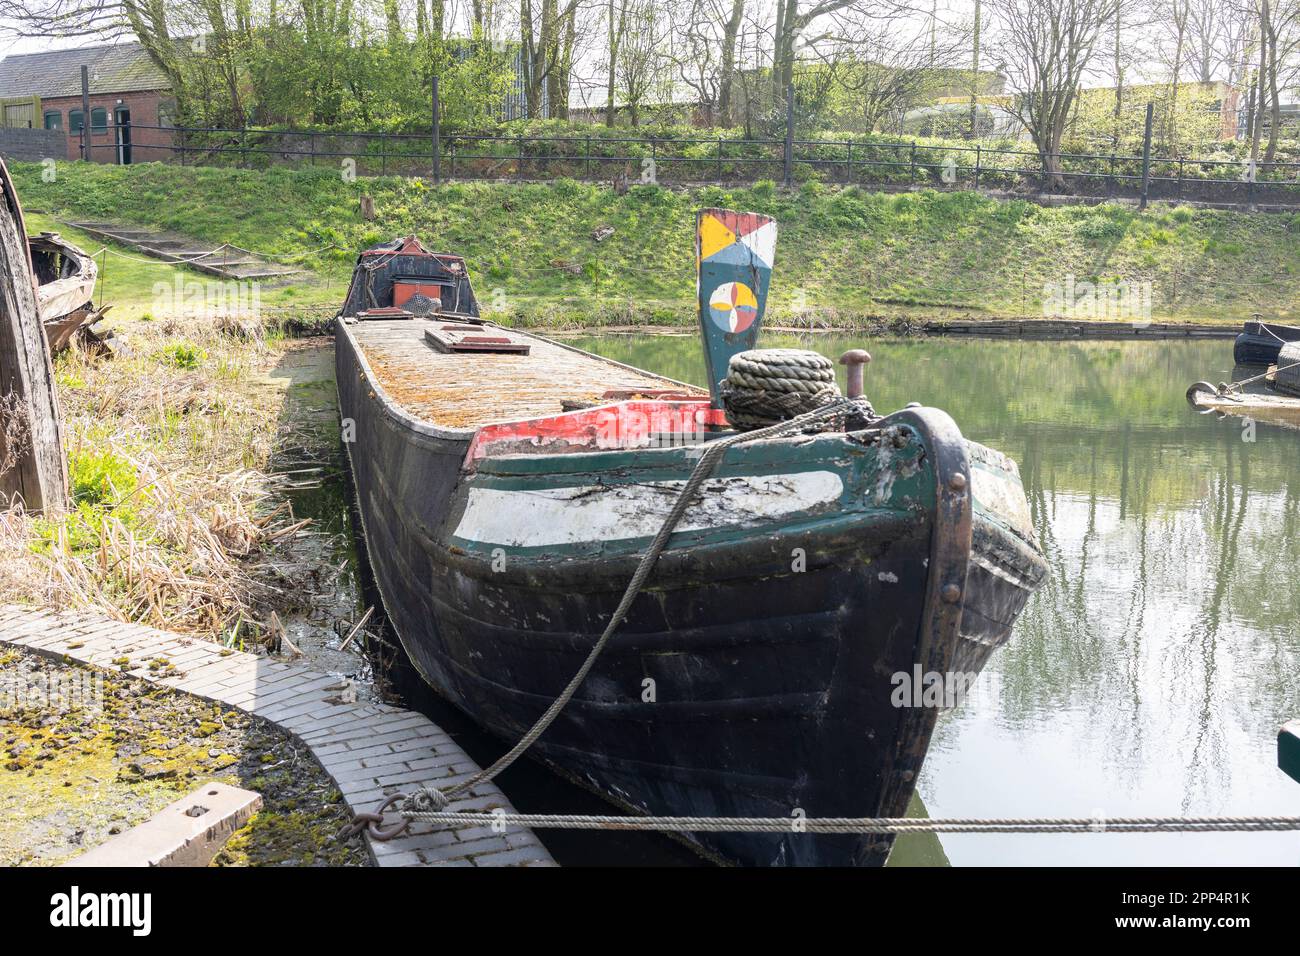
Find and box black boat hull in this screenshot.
[336,321,1044,865]
[1234,321,1300,366]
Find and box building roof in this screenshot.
[0,42,172,99]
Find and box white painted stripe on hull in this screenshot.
[453,471,844,547]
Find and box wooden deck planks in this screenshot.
[350,319,696,429]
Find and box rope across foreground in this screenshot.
[395,810,1300,835]
[337,391,1300,847]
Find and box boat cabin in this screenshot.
[338,236,717,457]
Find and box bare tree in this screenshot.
[1155,0,1192,148]
[520,0,581,117]
[832,5,969,132]
[659,0,745,126]
[991,0,1125,188]
[770,0,863,100]
[604,0,630,124]
[1185,0,1250,82]
[614,0,669,125]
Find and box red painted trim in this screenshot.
[465,399,728,466]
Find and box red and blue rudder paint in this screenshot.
[696,208,777,407]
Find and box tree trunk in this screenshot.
[0,161,66,514]
[718,0,744,127]
[552,4,576,121]
[539,0,556,118]
[606,0,619,126]
[1265,8,1280,162]
[772,0,790,106]
[1113,9,1122,149]
[383,0,402,41]
[523,0,541,118]
[1169,11,1185,152]
[969,0,981,138]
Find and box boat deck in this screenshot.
[1188,379,1300,430]
[348,318,698,430]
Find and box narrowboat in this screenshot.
[335,213,1048,866]
[1233,319,1300,367]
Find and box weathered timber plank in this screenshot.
[0,157,66,512]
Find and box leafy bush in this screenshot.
[70,448,138,508]
[156,342,209,369]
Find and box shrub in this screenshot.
[70,448,138,508]
[157,342,208,369]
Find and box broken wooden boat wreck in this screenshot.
[335,216,1048,867]
[29,231,102,353]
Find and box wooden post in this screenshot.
[1139,101,1153,210]
[431,75,441,185]
[0,159,67,513]
[79,66,90,161]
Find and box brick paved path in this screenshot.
[0,605,555,867]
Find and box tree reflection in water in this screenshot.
[574,333,1300,865]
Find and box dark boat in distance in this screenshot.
[1233,319,1300,367]
[335,216,1048,866]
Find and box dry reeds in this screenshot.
[0,314,325,641]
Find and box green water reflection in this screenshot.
[572,333,1300,866]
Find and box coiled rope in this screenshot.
[719,348,850,430]
[341,394,875,842]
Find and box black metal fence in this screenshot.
[83,121,1300,207]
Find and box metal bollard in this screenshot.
[838,349,872,399]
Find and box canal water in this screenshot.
[304,333,1300,866]
[572,332,1300,866]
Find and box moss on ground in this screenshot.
[0,651,369,866]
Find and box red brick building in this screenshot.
[0,42,177,163]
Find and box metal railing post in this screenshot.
[783,83,795,187]
[432,75,441,184]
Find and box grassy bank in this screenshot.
[11,161,1299,327]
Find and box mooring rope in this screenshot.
[341,395,875,842]
[1203,357,1300,399]
[339,390,1300,847]
[395,809,1300,835]
[718,348,848,430]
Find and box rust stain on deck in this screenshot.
[354,321,698,429]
